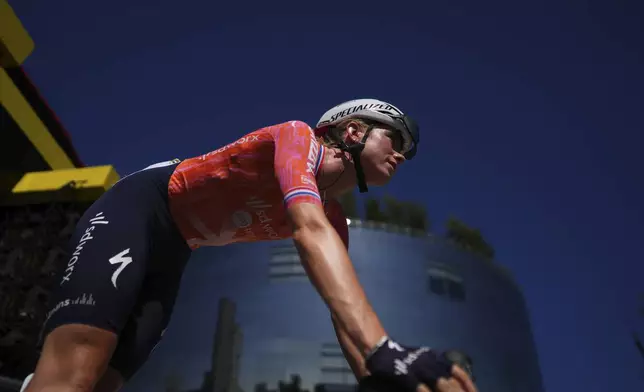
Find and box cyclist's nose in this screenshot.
[393,151,406,163]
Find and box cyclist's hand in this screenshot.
[417,364,477,392]
[365,338,477,392]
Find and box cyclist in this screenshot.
[22,99,477,392]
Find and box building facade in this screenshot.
[124,220,544,392]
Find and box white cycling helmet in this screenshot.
[315,98,419,160]
[314,98,420,193]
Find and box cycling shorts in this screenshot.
[39,161,191,380]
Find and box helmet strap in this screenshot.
[335,126,373,193]
[351,146,368,193]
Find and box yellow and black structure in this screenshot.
[1,3,123,385]
[0,0,119,205]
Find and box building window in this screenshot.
[269,245,307,280]
[446,279,466,301]
[427,265,466,302]
[429,275,446,295]
[321,356,348,369]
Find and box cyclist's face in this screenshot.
[359,126,406,186]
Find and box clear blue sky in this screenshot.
[11,0,644,390]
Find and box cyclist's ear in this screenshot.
[345,121,366,144]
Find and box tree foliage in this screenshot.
[360,195,429,231]
[278,374,307,392]
[382,195,406,226]
[364,197,387,222]
[445,216,495,259]
[382,195,429,231]
[405,201,430,232]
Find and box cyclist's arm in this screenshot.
[273,121,386,356]
[324,199,368,380]
[288,203,386,355]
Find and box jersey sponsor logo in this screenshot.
[187,221,236,247]
[187,196,281,246]
[109,248,133,289]
[247,197,279,239]
[201,134,261,160]
[61,212,108,285]
[328,103,403,122]
[231,210,253,228]
[44,293,96,324]
[301,174,315,186]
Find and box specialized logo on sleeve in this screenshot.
[109,248,133,289]
[61,212,109,286]
[306,130,322,174]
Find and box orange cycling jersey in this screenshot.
[167,120,349,250]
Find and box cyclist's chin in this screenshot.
[366,167,394,186]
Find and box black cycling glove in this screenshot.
[365,337,453,391]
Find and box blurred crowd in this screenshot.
[0,202,88,379]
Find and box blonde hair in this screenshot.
[317,118,371,148]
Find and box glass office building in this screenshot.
[125,220,544,392]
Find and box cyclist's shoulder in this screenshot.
[268,120,316,135]
[234,121,314,145]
